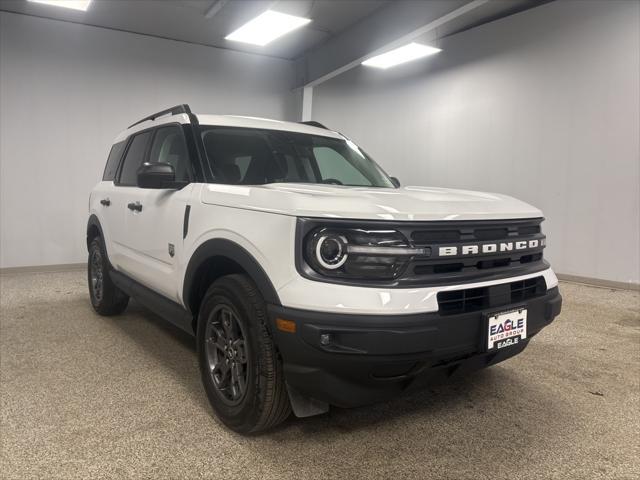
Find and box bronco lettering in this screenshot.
[438,238,544,257]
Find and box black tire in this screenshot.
[197,274,291,434]
[88,237,129,316]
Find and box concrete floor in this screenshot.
[1,271,638,480]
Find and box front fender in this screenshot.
[182,238,282,314]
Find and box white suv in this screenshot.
[87,104,562,433]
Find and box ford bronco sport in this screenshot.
[87,104,562,433]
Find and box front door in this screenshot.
[107,130,154,272]
[118,124,195,301]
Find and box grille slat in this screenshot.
[437,276,547,315]
[412,253,543,276]
[409,221,541,246]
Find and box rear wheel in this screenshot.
[88,237,129,316]
[197,274,291,434]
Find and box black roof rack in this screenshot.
[129,104,192,128]
[299,120,328,130]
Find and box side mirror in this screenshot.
[137,163,186,189]
[390,176,401,188]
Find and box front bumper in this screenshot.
[268,287,562,408]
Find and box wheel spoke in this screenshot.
[212,360,230,384]
[221,360,231,378]
[209,325,227,350]
[234,362,246,396]
[206,336,226,353]
[230,364,238,397]
[205,304,248,405]
[230,362,245,399]
[233,339,247,363]
[221,309,235,338]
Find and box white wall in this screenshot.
[312,0,640,286]
[0,12,298,268]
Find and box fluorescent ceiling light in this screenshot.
[225,10,311,46]
[362,43,441,69]
[28,0,91,11]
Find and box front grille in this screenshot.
[395,218,547,286]
[437,276,547,315]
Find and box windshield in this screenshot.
[200,127,394,188]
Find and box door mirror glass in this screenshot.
[137,162,185,189]
[390,176,401,188]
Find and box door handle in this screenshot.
[100,198,111,206]
[127,201,142,212]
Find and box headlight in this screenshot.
[315,233,349,270]
[304,227,427,280]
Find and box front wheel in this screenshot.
[197,274,291,434]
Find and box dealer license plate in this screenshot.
[486,307,527,351]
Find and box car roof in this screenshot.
[113,113,343,143]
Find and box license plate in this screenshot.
[486,307,527,351]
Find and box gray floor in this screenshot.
[1,271,638,480]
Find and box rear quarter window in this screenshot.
[102,141,126,181]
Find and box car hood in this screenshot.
[200,183,543,221]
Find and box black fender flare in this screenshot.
[183,238,281,314]
[87,215,119,272]
[86,214,105,249]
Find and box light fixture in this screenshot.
[225,10,311,46]
[28,0,91,11]
[362,42,441,69]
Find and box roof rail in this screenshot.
[128,104,192,128]
[299,120,328,129]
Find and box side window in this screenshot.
[202,130,273,185]
[102,141,126,181]
[313,147,371,186]
[148,126,190,182]
[118,131,152,186]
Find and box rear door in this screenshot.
[118,125,194,301]
[94,140,127,266]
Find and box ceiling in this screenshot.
[0,0,550,61]
[0,0,390,60]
